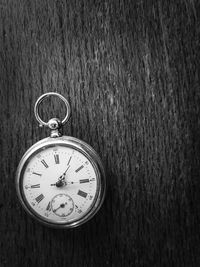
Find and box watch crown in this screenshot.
[48,118,63,138]
[48,118,62,130]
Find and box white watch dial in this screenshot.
[21,145,98,224]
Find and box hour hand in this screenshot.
[56,180,67,187]
[50,180,76,187]
[58,165,70,180]
[58,174,65,181]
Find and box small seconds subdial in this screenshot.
[51,194,74,217]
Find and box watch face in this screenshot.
[17,139,104,227]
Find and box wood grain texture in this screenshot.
[0,0,199,266]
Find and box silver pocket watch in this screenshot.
[16,92,106,228]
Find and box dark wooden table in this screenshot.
[0,1,199,266]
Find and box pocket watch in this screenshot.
[16,92,106,228]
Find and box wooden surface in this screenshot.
[0,0,199,266]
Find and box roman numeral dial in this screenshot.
[22,144,99,225]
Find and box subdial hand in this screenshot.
[53,203,65,212]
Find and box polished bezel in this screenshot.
[16,136,106,228]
